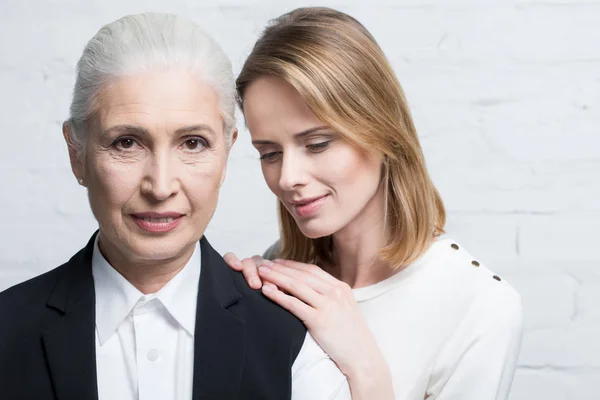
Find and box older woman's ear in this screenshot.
[62,121,86,186]
[229,128,239,151]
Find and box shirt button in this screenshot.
[147,349,160,362]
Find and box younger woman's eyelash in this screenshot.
[307,140,332,152]
[260,152,281,161]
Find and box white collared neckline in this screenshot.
[91,236,201,345]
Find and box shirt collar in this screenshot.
[155,242,201,336]
[92,236,201,345]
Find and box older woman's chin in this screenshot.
[99,226,201,263]
[135,238,196,259]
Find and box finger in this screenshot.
[267,262,331,295]
[275,259,340,285]
[241,257,263,289]
[258,266,325,308]
[223,252,243,271]
[262,283,315,323]
[251,255,265,265]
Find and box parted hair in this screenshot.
[237,7,445,268]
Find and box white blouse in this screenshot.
[266,237,523,400]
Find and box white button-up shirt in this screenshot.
[92,237,349,400]
[92,237,201,400]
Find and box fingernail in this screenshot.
[250,279,261,287]
[261,259,273,267]
[234,260,242,267]
[262,284,273,293]
[258,266,271,274]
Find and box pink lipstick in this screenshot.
[131,212,184,233]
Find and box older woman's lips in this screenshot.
[131,212,184,233]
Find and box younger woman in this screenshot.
[226,7,523,399]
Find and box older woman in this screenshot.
[0,13,347,400]
[226,7,524,400]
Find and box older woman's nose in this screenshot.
[278,152,308,191]
[141,153,180,201]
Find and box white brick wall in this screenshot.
[1,0,598,398]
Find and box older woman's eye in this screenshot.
[113,137,139,151]
[182,137,208,152]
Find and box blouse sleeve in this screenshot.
[291,333,351,400]
[427,282,524,400]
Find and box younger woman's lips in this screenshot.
[293,195,328,218]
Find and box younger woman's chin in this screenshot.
[297,225,335,240]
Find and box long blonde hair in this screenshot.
[237,7,445,268]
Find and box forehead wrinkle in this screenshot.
[94,72,224,144]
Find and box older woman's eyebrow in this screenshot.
[102,124,149,137]
[252,126,329,145]
[101,124,217,137]
[175,124,216,137]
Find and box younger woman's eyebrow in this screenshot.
[293,125,329,139]
[252,126,329,146]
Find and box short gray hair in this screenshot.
[67,13,236,156]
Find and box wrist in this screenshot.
[344,350,387,378]
[344,355,394,399]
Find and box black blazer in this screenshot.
[0,234,307,400]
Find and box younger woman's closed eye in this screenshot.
[306,140,332,153]
[260,151,282,162]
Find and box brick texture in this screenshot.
[1,1,598,398]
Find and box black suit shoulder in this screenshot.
[199,236,307,357]
[0,262,69,341]
[0,262,65,308]
[0,261,77,399]
[0,241,91,351]
[230,267,306,345]
[222,268,307,398]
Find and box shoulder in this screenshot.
[201,236,306,347]
[262,240,281,260]
[0,262,71,349]
[230,269,306,331]
[426,238,520,295]
[424,241,523,398]
[0,262,68,312]
[419,238,523,326]
[0,235,93,314]
[230,267,307,346]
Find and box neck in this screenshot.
[327,186,395,289]
[97,233,195,294]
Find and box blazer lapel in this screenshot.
[42,235,99,400]
[193,237,247,400]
